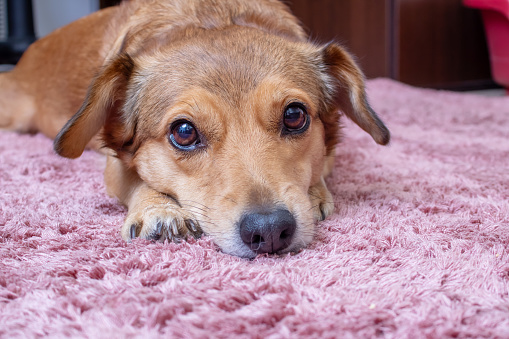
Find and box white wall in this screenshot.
[32,0,99,38]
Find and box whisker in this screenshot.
[180,207,210,219]
[178,199,211,210]
[306,200,336,213]
[307,191,337,204]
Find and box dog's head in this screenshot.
[54,24,389,258]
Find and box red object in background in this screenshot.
[464,0,509,93]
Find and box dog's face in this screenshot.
[55,26,389,258]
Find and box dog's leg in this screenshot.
[308,176,335,221]
[0,72,36,132]
[322,149,336,178]
[308,149,336,221]
[122,183,204,241]
[104,156,202,241]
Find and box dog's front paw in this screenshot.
[308,177,335,221]
[121,202,202,242]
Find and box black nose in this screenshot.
[239,208,296,254]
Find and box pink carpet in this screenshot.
[1,79,508,338]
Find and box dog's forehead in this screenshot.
[135,27,324,106]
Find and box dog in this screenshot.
[0,0,390,258]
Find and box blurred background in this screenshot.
[0,0,505,92]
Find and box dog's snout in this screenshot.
[239,208,296,254]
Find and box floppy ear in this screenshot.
[321,43,390,145]
[54,53,135,158]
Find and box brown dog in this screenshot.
[0,0,389,258]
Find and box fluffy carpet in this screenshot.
[1,79,508,338]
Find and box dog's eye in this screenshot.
[168,120,200,150]
[283,103,309,134]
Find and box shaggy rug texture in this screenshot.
[1,79,508,338]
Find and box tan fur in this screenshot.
[0,0,390,258]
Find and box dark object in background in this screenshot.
[0,0,36,64]
[100,0,122,8]
[289,0,496,91]
[0,0,120,65]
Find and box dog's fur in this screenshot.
[0,0,390,258]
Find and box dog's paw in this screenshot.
[121,203,202,242]
[308,177,335,221]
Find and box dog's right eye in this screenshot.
[168,120,201,150]
[282,103,309,135]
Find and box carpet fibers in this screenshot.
[1,79,508,338]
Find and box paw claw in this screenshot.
[130,224,137,239]
[170,220,179,237]
[186,220,203,238]
[319,202,334,221]
[148,221,164,240]
[188,219,197,233]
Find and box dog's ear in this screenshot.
[54,53,135,158]
[321,43,390,145]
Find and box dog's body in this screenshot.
[0,0,389,258]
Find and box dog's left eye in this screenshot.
[283,103,309,134]
[168,120,201,150]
